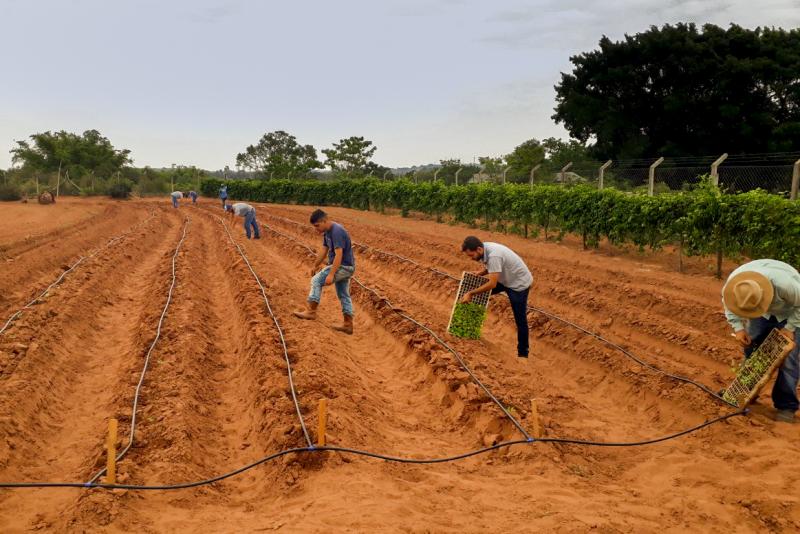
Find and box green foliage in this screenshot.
[0,183,22,201]
[322,136,378,177]
[235,130,321,179]
[505,139,545,183]
[200,178,800,268]
[448,303,487,339]
[109,182,132,199]
[554,23,800,159]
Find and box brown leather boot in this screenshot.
[293,301,318,320]
[332,313,354,335]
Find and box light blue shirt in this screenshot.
[481,242,532,292]
[723,259,800,332]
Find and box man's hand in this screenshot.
[309,266,318,277]
[324,273,335,286]
[779,328,795,343]
[460,291,473,304]
[734,330,752,348]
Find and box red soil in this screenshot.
[0,197,797,532]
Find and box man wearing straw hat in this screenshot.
[722,259,800,423]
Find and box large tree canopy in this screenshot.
[504,139,545,181]
[322,136,378,177]
[553,23,800,159]
[235,130,321,179]
[11,129,131,178]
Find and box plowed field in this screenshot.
[0,197,798,533]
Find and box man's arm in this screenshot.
[310,246,328,275]
[775,280,800,335]
[473,267,489,276]
[461,272,499,303]
[325,248,343,285]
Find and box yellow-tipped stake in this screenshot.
[529,399,541,439]
[317,398,327,447]
[106,418,118,484]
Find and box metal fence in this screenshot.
[537,152,800,198]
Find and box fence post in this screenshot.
[648,157,664,196]
[502,166,510,185]
[791,159,800,200]
[710,153,728,186]
[434,168,442,182]
[529,164,541,189]
[56,160,62,197]
[413,170,418,184]
[455,167,463,186]
[36,175,40,195]
[560,162,573,183]
[383,170,390,181]
[598,160,612,190]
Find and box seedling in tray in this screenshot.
[447,272,491,339]
[722,328,795,407]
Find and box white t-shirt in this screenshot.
[231,202,254,217]
[481,242,533,292]
[170,191,183,199]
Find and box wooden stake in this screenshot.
[106,418,118,484]
[317,398,327,447]
[529,399,541,439]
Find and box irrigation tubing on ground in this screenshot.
[213,214,313,448]
[0,409,747,491]
[260,221,531,441]
[265,214,730,406]
[87,216,190,484]
[0,210,158,336]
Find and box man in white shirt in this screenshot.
[170,191,182,208]
[225,202,261,239]
[460,236,533,358]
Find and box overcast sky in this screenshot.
[2,0,799,170]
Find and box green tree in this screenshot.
[478,156,504,181]
[553,23,800,159]
[322,136,378,177]
[235,130,321,179]
[505,139,545,182]
[11,129,131,181]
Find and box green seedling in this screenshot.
[449,302,487,339]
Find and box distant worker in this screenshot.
[460,236,533,359]
[189,190,198,204]
[225,202,260,239]
[170,190,183,208]
[293,209,356,335]
[722,259,800,423]
[219,184,228,209]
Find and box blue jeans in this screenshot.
[492,283,530,357]
[221,197,227,208]
[191,194,197,203]
[308,265,355,316]
[244,210,260,239]
[745,316,800,412]
[172,196,178,208]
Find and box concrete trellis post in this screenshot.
[791,159,800,200]
[648,157,665,196]
[560,162,573,183]
[434,168,442,182]
[502,166,511,185]
[598,160,612,190]
[529,164,541,189]
[455,167,463,186]
[383,170,391,181]
[710,153,728,186]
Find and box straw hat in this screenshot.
[723,271,774,318]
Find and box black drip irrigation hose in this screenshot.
[0,210,158,336]
[266,214,731,406]
[260,222,530,440]
[0,410,747,490]
[87,216,190,484]
[214,215,312,447]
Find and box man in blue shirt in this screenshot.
[293,209,356,334]
[722,259,800,423]
[219,185,228,209]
